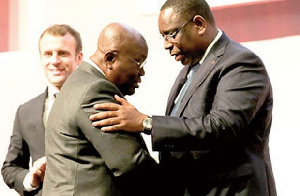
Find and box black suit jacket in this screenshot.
[1,90,47,196]
[152,33,276,196]
[43,62,159,196]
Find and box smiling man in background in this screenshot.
[1,24,83,196]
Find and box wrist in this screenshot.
[142,116,152,135]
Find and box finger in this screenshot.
[40,169,45,181]
[36,168,43,177]
[33,160,46,170]
[93,102,120,110]
[30,174,40,187]
[31,167,44,177]
[115,95,130,106]
[91,118,119,127]
[39,163,46,171]
[89,111,117,121]
[31,171,44,186]
[101,125,120,132]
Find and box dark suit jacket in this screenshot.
[1,91,47,196]
[43,62,159,196]
[152,33,276,196]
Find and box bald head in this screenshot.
[97,23,147,53]
[90,22,148,96]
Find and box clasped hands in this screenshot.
[89,95,147,132]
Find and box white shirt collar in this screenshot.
[85,58,106,77]
[47,84,59,98]
[199,29,223,64]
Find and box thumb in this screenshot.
[115,95,130,106]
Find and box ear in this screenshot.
[193,15,206,34]
[104,51,116,70]
[76,51,83,65]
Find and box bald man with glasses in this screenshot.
[42,22,160,196]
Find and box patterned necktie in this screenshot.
[171,63,200,116]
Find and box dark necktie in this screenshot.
[170,63,200,116]
[44,93,58,125]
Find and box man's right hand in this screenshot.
[89,95,147,132]
[29,156,46,188]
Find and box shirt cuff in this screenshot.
[23,172,39,192]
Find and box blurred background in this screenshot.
[0,0,299,195]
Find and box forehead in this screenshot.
[39,33,76,51]
[121,39,148,59]
[158,8,181,33]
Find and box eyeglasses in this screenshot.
[162,18,193,42]
[114,51,147,70]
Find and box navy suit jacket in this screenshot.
[2,90,47,196]
[152,33,276,196]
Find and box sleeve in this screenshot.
[1,107,31,195]
[152,53,271,152]
[76,80,160,195]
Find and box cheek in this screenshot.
[120,72,139,87]
[128,70,139,80]
[63,59,77,70]
[120,66,137,76]
[121,72,135,83]
[41,58,49,68]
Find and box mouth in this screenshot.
[134,82,140,88]
[49,68,64,75]
[173,53,184,62]
[134,78,142,88]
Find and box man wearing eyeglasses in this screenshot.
[42,22,160,196]
[90,0,276,195]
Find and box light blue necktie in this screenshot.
[171,63,200,116]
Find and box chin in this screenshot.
[126,89,135,96]
[182,58,193,66]
[126,92,135,96]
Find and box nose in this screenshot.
[139,67,145,76]
[164,39,173,50]
[50,54,60,65]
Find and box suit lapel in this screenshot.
[32,90,47,152]
[40,89,48,129]
[175,33,230,117]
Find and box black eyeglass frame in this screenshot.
[108,51,147,70]
[162,17,194,41]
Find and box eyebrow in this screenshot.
[160,27,177,36]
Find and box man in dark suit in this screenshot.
[1,24,83,196]
[42,22,159,196]
[89,0,277,195]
